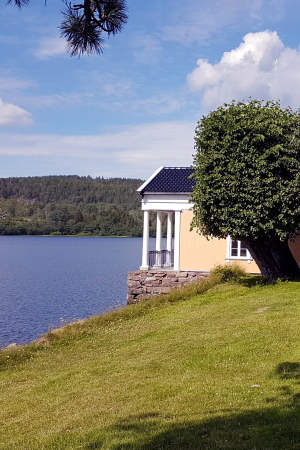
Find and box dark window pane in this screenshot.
[231,240,238,256]
[240,241,247,257]
[231,240,238,249]
[240,248,247,257]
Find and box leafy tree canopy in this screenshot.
[8,0,128,56]
[191,99,300,281]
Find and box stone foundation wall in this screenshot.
[127,270,209,304]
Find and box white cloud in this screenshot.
[132,94,186,115]
[163,0,284,44]
[0,121,195,177]
[23,92,94,109]
[0,98,32,126]
[82,72,133,97]
[34,37,66,59]
[0,77,33,92]
[187,30,300,109]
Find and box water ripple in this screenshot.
[0,236,145,347]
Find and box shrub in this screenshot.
[211,264,246,283]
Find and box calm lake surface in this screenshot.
[0,236,148,348]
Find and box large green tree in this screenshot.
[191,100,300,282]
[8,0,127,56]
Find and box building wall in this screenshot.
[179,210,260,273]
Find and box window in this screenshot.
[226,236,252,261]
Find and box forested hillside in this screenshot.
[0,176,154,236]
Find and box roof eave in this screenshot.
[137,166,164,194]
[142,191,193,195]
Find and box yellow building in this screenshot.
[137,166,300,273]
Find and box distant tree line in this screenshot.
[0,176,157,237]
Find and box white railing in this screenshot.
[148,250,174,268]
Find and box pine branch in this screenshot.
[7,0,128,56]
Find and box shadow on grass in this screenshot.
[110,406,300,449]
[37,362,300,449]
[238,275,265,288]
[82,363,300,450]
[276,362,300,380]
[82,403,300,450]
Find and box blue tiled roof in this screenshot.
[140,167,195,194]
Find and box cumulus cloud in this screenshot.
[0,121,195,177]
[0,98,32,126]
[187,30,300,109]
[34,37,66,59]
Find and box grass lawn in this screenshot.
[0,276,300,449]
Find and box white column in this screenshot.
[155,211,162,267]
[174,211,181,271]
[225,235,231,263]
[156,211,162,251]
[167,212,173,252]
[141,210,149,270]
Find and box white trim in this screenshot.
[225,235,231,263]
[226,235,252,263]
[144,192,192,195]
[174,211,181,271]
[142,193,193,212]
[155,211,162,252]
[137,166,164,193]
[140,211,150,270]
[167,212,173,252]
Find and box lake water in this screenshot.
[0,236,148,348]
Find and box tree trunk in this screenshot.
[243,238,300,283]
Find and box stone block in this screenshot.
[151,286,171,294]
[131,287,144,295]
[129,271,143,276]
[166,272,177,278]
[128,277,139,282]
[176,272,188,277]
[161,279,176,287]
[127,280,141,287]
[145,281,161,287]
[145,276,157,282]
[146,287,155,293]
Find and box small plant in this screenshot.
[211,264,246,283]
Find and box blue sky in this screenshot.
[0,0,300,178]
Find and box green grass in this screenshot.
[0,273,300,449]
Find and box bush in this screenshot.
[211,264,246,283]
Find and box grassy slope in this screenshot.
[0,280,300,449]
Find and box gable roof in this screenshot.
[137,167,195,194]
